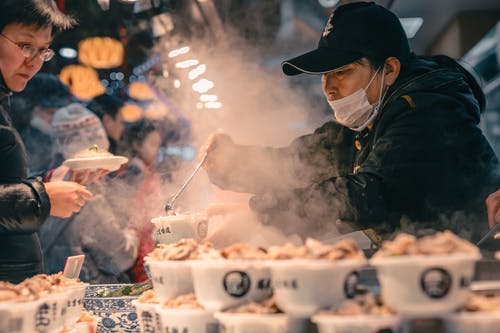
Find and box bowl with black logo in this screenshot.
[370,253,481,316]
[145,259,194,301]
[265,259,367,317]
[190,259,272,312]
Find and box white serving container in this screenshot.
[370,253,481,316]
[158,307,218,333]
[312,314,401,333]
[145,259,194,301]
[190,259,272,312]
[132,300,163,333]
[151,213,208,245]
[214,312,290,333]
[266,259,367,317]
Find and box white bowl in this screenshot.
[214,312,294,333]
[370,253,481,316]
[151,214,208,245]
[445,312,500,333]
[158,307,217,333]
[64,282,90,327]
[145,259,194,301]
[0,299,42,333]
[266,259,367,317]
[191,260,272,312]
[132,300,162,333]
[35,291,70,333]
[312,314,401,333]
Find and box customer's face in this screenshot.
[0,23,52,92]
[322,58,384,105]
[137,130,161,167]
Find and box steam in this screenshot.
[139,24,361,248]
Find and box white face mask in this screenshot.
[328,66,386,131]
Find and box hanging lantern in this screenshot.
[78,37,124,69]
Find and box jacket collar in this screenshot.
[0,73,12,101]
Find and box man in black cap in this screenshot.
[199,2,498,244]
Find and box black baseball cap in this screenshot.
[282,2,411,76]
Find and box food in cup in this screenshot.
[312,294,400,333]
[370,231,481,316]
[158,293,217,333]
[146,238,221,261]
[214,297,300,333]
[190,243,273,312]
[265,238,367,317]
[445,295,500,333]
[372,231,479,257]
[266,238,365,261]
[145,239,221,301]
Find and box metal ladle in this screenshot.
[165,153,208,213]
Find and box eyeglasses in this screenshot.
[0,33,55,62]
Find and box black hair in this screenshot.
[87,93,125,120]
[125,119,160,154]
[0,0,76,33]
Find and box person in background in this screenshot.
[0,0,94,283]
[17,72,71,174]
[121,119,164,282]
[199,2,498,246]
[486,189,500,229]
[87,93,125,155]
[39,103,138,283]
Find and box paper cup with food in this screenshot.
[157,293,218,333]
[265,238,367,317]
[311,293,400,333]
[145,239,221,301]
[151,213,208,245]
[370,231,481,317]
[213,297,307,333]
[444,294,500,333]
[191,243,272,312]
[0,281,43,333]
[63,281,90,327]
[132,290,163,333]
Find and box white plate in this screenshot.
[63,155,128,171]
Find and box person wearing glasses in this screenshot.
[0,0,93,283]
[200,2,498,245]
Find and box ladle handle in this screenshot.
[165,153,207,212]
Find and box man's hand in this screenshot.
[44,181,93,218]
[486,189,500,228]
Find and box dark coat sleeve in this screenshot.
[204,122,355,194]
[0,126,51,234]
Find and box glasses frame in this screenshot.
[0,33,55,62]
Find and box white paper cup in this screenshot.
[266,259,367,317]
[191,260,272,312]
[370,254,480,316]
[35,291,70,333]
[0,299,42,333]
[214,312,291,333]
[132,300,163,333]
[145,259,194,301]
[158,307,218,333]
[64,282,90,327]
[311,314,401,333]
[152,214,208,245]
[445,312,500,333]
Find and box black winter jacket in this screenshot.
[0,77,51,283]
[205,55,499,243]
